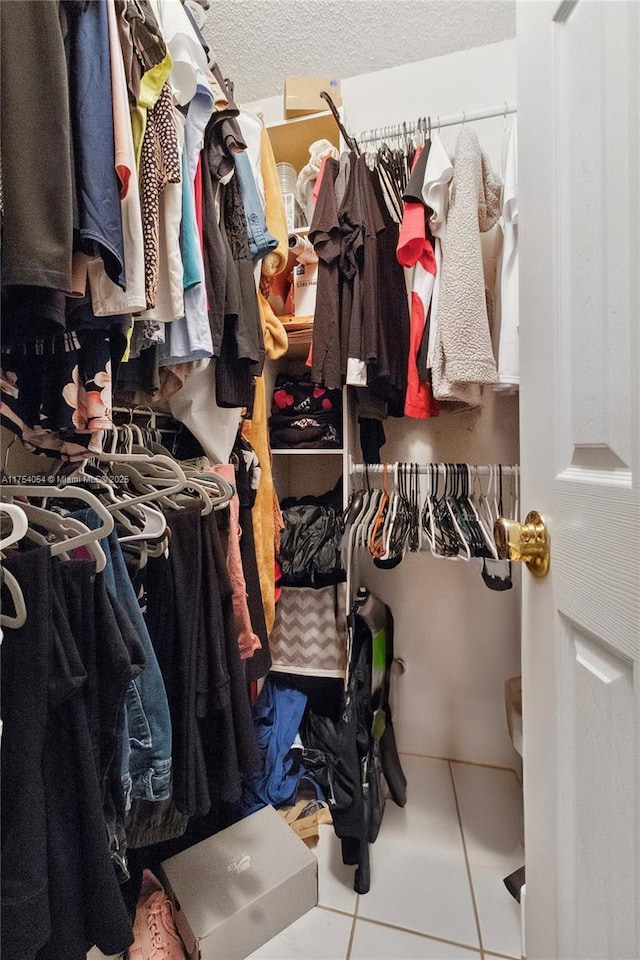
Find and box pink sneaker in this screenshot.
[129,870,187,960]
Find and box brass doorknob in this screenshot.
[493,511,550,578]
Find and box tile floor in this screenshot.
[247,755,524,960]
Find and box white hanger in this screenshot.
[444,465,471,562]
[118,503,167,544]
[90,452,187,510]
[0,484,114,556]
[0,502,28,551]
[13,502,108,572]
[467,465,499,560]
[0,503,29,629]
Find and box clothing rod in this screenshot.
[350,462,518,477]
[358,102,517,144]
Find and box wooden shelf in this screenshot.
[281,316,313,331]
[267,111,340,174]
[271,448,344,455]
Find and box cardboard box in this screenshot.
[293,261,318,317]
[161,805,318,960]
[284,76,341,118]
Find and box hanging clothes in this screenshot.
[396,145,439,420]
[494,116,519,391]
[0,0,74,293]
[431,128,501,407]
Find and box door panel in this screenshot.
[559,618,636,959]
[518,2,640,957]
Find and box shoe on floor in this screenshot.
[129,869,187,960]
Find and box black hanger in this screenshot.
[319,90,360,154]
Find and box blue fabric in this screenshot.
[234,150,279,263]
[160,154,213,365]
[180,152,203,290]
[242,679,308,815]
[185,79,213,183]
[75,510,172,806]
[66,0,125,288]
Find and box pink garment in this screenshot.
[210,463,261,659]
[311,154,330,205]
[106,0,132,198]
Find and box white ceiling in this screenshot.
[202,1,516,104]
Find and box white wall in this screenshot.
[343,40,521,769]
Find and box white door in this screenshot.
[518,2,640,957]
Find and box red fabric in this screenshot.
[397,202,437,272]
[404,290,439,419]
[194,154,204,255]
[312,155,330,205]
[397,150,439,420]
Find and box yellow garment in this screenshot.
[131,51,173,170]
[260,292,288,358]
[242,294,288,634]
[242,119,290,634]
[259,125,289,277]
[242,375,274,632]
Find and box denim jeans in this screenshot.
[76,510,172,806]
[234,149,279,263]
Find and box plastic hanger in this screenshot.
[89,452,187,510]
[0,567,27,629]
[444,465,472,561]
[0,484,114,556]
[468,466,499,560]
[368,465,390,558]
[13,502,108,572]
[0,502,28,552]
[0,503,29,629]
[118,503,167,544]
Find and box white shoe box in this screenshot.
[161,805,318,960]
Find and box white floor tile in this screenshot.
[350,919,481,959]
[313,823,359,914]
[245,906,353,960]
[451,762,524,959]
[357,756,479,950]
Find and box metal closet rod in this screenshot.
[349,461,518,477]
[358,102,517,144]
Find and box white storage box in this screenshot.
[161,805,318,960]
[293,261,318,317]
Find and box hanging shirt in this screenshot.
[342,156,393,391]
[421,134,453,370]
[156,0,210,106]
[495,117,519,391]
[431,128,501,406]
[397,147,439,419]
[309,158,342,390]
[0,0,74,292]
[159,149,213,366]
[66,0,126,289]
[367,168,411,416]
[88,0,147,317]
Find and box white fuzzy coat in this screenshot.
[431,128,502,407]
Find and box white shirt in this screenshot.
[421,134,453,369]
[495,117,519,390]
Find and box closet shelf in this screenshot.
[271,448,344,456]
[281,316,313,329]
[267,110,340,171]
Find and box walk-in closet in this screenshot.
[1,2,638,960]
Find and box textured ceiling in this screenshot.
[203,1,516,103]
